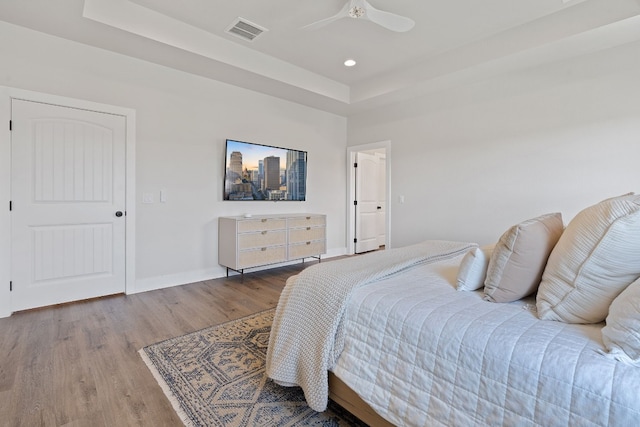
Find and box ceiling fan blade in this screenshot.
[363,1,415,32]
[301,2,351,31]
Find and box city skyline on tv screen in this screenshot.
[224,139,307,201]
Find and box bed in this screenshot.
[266,194,640,426]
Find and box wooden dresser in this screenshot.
[218,214,326,275]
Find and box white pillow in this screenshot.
[602,276,640,365]
[537,193,640,323]
[457,244,494,292]
[484,213,563,303]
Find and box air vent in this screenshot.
[226,18,268,42]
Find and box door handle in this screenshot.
[115,211,124,217]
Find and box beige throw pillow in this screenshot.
[484,213,563,303]
[536,193,640,323]
[602,276,640,365]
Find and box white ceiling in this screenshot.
[1,0,640,115]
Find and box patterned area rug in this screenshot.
[140,309,367,427]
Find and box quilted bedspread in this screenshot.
[332,254,640,426]
[266,240,475,412]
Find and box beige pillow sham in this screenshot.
[484,213,563,303]
[602,276,640,365]
[536,193,640,323]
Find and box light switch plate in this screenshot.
[142,192,154,204]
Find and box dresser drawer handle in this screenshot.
[306,227,311,230]
[306,216,311,220]
[306,241,311,245]
[262,231,267,235]
[261,219,267,223]
[261,247,267,251]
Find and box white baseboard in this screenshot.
[130,246,348,295]
[0,247,351,315]
[131,267,225,294]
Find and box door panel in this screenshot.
[32,224,113,281]
[11,99,126,311]
[355,152,380,253]
[32,119,113,202]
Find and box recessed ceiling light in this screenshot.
[344,59,356,67]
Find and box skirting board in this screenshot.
[132,246,348,294]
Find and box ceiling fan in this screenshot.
[302,0,415,33]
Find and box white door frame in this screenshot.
[0,86,136,318]
[346,140,391,255]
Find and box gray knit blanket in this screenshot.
[265,240,475,412]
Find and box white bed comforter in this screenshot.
[332,254,640,426]
[266,240,475,412]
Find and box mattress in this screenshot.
[332,254,640,426]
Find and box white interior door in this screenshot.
[376,153,386,247]
[355,152,380,253]
[11,99,127,311]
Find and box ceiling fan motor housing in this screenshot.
[348,6,366,18]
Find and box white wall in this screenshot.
[348,41,640,248]
[0,22,347,294]
[3,19,640,304]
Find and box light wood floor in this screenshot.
[0,262,313,427]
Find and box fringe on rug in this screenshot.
[138,348,193,427]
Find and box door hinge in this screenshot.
[353,200,357,206]
[9,201,12,211]
[9,281,12,291]
[354,162,358,168]
[354,238,357,243]
[9,120,12,131]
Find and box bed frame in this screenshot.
[328,372,396,427]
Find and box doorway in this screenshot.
[347,141,391,255]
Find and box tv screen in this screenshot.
[224,139,307,201]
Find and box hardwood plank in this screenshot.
[0,261,319,426]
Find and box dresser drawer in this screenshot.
[237,218,286,233]
[239,246,287,269]
[288,227,325,244]
[288,241,326,259]
[238,230,286,250]
[288,215,325,228]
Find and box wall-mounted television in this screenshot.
[224,139,307,201]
